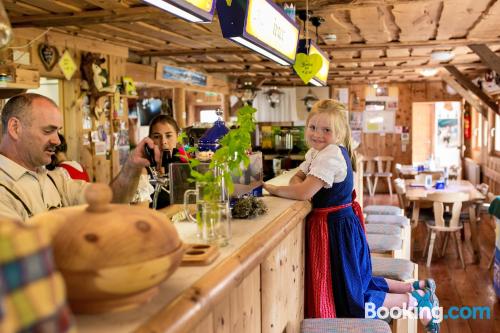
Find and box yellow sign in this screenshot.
[245,0,299,62]
[58,50,76,81]
[293,53,322,84]
[185,0,214,12]
[309,44,330,84]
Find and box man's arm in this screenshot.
[110,137,159,203]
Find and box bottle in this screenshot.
[444,166,449,187]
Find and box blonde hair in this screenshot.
[306,99,357,172]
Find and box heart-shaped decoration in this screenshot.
[225,0,232,5]
[38,43,59,71]
[293,53,323,84]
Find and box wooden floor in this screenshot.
[364,193,499,333]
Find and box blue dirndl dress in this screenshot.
[307,146,388,318]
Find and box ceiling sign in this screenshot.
[156,63,207,86]
[297,39,330,86]
[217,0,299,66]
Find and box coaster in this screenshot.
[181,243,220,266]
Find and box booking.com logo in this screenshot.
[365,302,491,322]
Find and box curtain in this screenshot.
[252,88,297,122]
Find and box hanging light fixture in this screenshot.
[264,86,284,108]
[301,88,319,112]
[0,1,13,49]
[235,81,261,105]
[217,0,299,66]
[143,0,216,23]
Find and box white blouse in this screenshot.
[298,144,348,188]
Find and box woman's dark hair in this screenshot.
[46,133,67,170]
[55,133,67,153]
[148,114,180,136]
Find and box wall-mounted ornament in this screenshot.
[58,50,77,80]
[293,53,322,84]
[38,43,59,71]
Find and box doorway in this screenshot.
[412,101,461,168]
[27,77,61,106]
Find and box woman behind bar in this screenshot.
[264,100,439,333]
[147,114,186,209]
[46,133,90,182]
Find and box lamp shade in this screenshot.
[264,87,284,108]
[217,0,299,66]
[301,88,319,112]
[144,0,216,23]
[296,39,330,86]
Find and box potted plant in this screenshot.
[181,105,257,245]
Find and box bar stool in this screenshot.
[362,157,375,196]
[371,257,419,333]
[366,215,411,260]
[302,318,391,333]
[373,156,394,196]
[364,205,403,216]
[367,233,404,259]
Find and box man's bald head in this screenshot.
[1,93,59,135]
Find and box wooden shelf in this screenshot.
[0,81,40,99]
[0,81,39,89]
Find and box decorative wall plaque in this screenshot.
[38,43,59,71]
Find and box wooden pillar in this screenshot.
[173,88,186,128]
[222,94,231,121]
[61,79,82,163]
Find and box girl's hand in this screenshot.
[263,183,278,195]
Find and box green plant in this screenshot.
[231,196,268,219]
[178,104,257,202]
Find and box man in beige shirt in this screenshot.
[0,93,160,222]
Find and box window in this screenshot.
[200,110,219,123]
[472,109,482,150]
[494,113,500,156]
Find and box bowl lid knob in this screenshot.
[84,183,112,213]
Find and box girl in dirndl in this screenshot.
[264,99,440,333]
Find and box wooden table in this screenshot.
[405,180,485,263]
[397,165,444,179]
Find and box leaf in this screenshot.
[190,159,200,167]
[293,53,323,84]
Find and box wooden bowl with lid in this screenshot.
[29,183,184,314]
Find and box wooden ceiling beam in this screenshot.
[10,6,161,27]
[232,69,485,80]
[178,55,433,66]
[441,75,488,118]
[468,44,500,74]
[444,65,499,115]
[207,61,483,74]
[137,38,500,57]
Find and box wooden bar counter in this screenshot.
[76,185,311,333]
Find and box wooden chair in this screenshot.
[422,192,470,268]
[394,178,411,218]
[362,158,375,196]
[373,156,394,196]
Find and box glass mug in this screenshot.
[183,181,231,247]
